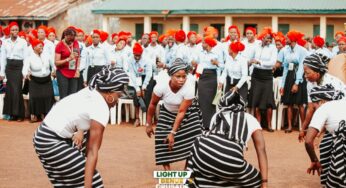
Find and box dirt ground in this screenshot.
[0,120,321,188]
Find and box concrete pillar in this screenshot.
[320,16,327,38]
[102,15,109,33]
[144,16,151,33]
[224,15,232,37]
[182,16,190,33]
[272,16,278,32]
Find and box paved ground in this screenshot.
[0,120,321,188]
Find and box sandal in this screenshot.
[30,115,38,123]
[134,118,140,127]
[284,129,292,133]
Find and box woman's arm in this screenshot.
[252,130,268,184]
[305,127,319,162]
[299,103,315,142]
[84,120,105,188]
[55,53,70,67]
[166,99,193,151]
[305,127,322,176]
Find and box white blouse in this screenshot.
[219,54,248,88]
[1,37,29,76]
[154,77,195,113]
[81,44,110,67]
[309,100,346,134]
[253,44,278,70]
[44,88,109,138]
[22,52,55,78]
[241,39,261,61]
[146,43,166,64]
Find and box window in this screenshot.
[211,24,225,41]
[179,24,198,32]
[313,25,334,44]
[35,20,48,28]
[190,24,199,32]
[135,23,144,40]
[278,24,290,35]
[136,23,163,40]
[243,24,258,37]
[0,21,6,27]
[151,23,163,35]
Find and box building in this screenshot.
[92,0,346,44]
[0,0,105,38]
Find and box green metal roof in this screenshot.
[92,0,346,15]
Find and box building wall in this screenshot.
[118,17,141,34]
[116,15,346,41]
[49,11,69,39]
[327,18,346,35]
[278,17,320,37]
[232,17,272,36]
[49,0,111,38]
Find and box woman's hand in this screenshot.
[51,71,56,78]
[231,86,238,93]
[136,91,142,97]
[73,52,79,58]
[165,133,175,151]
[218,83,223,90]
[298,130,306,142]
[280,88,284,96]
[26,71,31,80]
[146,125,155,138]
[211,59,219,66]
[307,161,322,176]
[291,84,299,93]
[157,62,165,68]
[261,182,268,188]
[191,61,197,68]
[72,130,84,149]
[74,70,80,78]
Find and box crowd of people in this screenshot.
[1,21,346,187]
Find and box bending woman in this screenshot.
[146,59,203,171]
[305,84,345,188]
[187,91,268,188]
[33,66,129,187]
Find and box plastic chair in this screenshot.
[117,98,135,125]
[109,105,117,125]
[0,94,4,119]
[246,76,255,115]
[139,109,146,126]
[271,77,281,130]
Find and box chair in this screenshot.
[272,77,281,130]
[246,76,255,115]
[0,94,4,119]
[109,105,117,125]
[117,98,135,125]
[139,109,146,126]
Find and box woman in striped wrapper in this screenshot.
[146,58,203,170]
[33,66,129,188]
[300,53,346,186]
[305,84,346,188]
[187,91,268,188]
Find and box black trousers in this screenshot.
[56,70,78,100]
